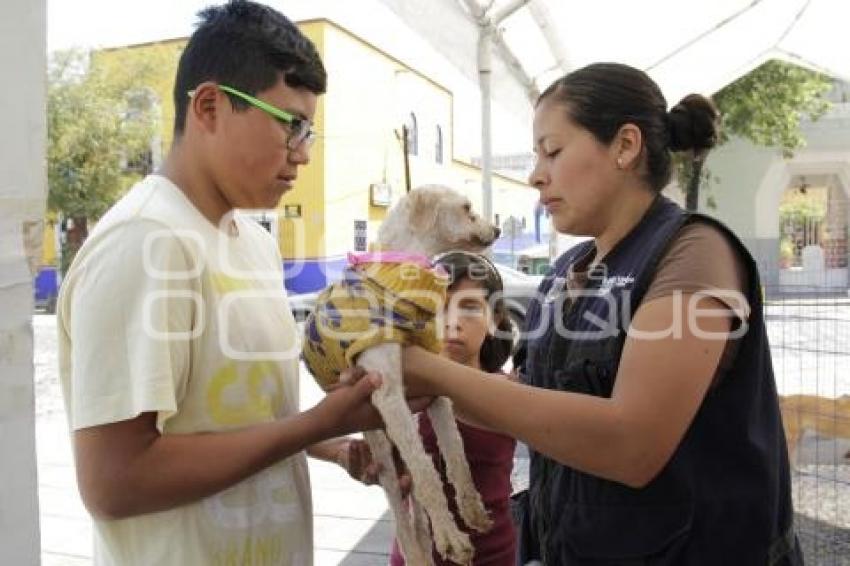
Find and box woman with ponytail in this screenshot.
[401,63,802,565]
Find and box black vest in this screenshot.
[519,196,802,565]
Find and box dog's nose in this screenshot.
[492,226,501,239]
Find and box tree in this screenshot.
[679,59,833,211]
[48,47,171,272]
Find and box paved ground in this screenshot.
[32,300,850,564]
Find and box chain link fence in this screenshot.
[765,289,850,565]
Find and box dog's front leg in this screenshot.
[363,429,432,565]
[358,343,473,566]
[427,396,493,533]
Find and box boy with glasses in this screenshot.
[57,2,416,564]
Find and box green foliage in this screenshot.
[678,59,833,210]
[778,190,826,224]
[47,48,163,219]
[714,59,832,157]
[779,237,795,263]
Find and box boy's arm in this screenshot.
[75,372,383,520]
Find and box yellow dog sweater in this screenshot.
[302,252,449,389]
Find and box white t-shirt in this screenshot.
[57,174,312,566]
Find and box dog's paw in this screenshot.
[432,522,473,566]
[459,492,493,533]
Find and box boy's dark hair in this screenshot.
[172,0,327,137]
[434,252,514,373]
[538,62,719,192]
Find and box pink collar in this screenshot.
[347,251,433,269]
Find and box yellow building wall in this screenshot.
[321,22,422,257]
[42,214,57,266]
[320,20,530,258]
[277,21,326,261]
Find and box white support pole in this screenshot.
[0,0,47,563]
[463,0,531,223]
[479,26,494,223]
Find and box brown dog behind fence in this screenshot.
[779,394,850,463]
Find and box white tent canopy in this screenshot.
[48,0,850,120]
[507,0,848,104]
[382,0,850,107]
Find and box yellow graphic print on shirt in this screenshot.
[211,534,283,566]
[206,360,286,426]
[210,272,254,294]
[202,269,307,565]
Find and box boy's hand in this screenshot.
[317,369,385,436]
[337,365,434,414]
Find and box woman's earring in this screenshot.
[616,157,625,169]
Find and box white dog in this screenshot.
[302,185,501,565]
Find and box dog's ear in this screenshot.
[407,189,441,233]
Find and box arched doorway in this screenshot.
[753,153,850,293]
[778,174,849,289]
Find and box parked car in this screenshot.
[287,263,545,351]
[495,263,544,348]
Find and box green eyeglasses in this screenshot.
[188,84,316,151]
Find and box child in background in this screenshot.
[390,251,517,565]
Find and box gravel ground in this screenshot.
[32,311,850,564]
[793,464,850,564]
